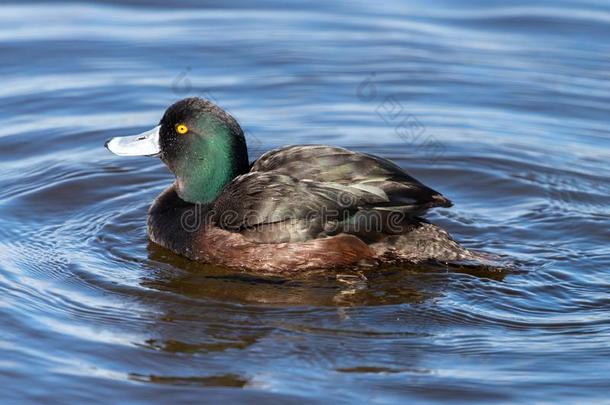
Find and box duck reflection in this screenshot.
[129,242,509,387]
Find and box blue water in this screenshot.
[1,1,609,403]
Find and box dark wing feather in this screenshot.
[251,145,452,213]
[212,172,388,243]
[212,145,452,243]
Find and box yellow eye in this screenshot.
[176,124,189,135]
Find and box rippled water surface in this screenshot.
[1,1,609,403]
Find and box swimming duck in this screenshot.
[105,97,479,272]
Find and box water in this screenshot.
[1,1,609,403]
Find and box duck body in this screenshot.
[107,98,477,272]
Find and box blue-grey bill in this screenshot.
[105,125,161,157]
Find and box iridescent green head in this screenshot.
[106,98,249,204]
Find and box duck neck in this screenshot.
[173,128,249,204]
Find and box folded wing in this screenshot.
[252,145,452,211]
[213,145,452,243]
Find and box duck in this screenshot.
[105,97,481,272]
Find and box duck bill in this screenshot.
[105,126,161,157]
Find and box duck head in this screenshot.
[106,98,249,204]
